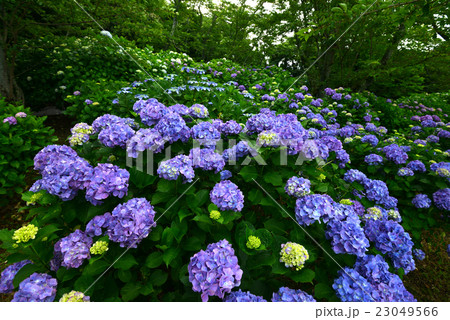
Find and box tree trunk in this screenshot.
[0,44,23,102]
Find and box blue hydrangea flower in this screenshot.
[106,198,156,248]
[210,180,244,212]
[361,134,379,146]
[335,149,350,168]
[344,169,367,183]
[12,273,57,302]
[139,101,168,126]
[285,176,311,198]
[397,167,414,177]
[0,260,32,293]
[33,145,78,172]
[221,120,242,136]
[189,104,209,118]
[189,148,225,173]
[427,135,439,143]
[92,114,132,133]
[364,154,383,166]
[326,215,369,257]
[272,287,315,302]
[126,128,166,158]
[295,194,334,226]
[168,103,189,116]
[433,188,450,211]
[220,170,232,180]
[191,121,221,148]
[188,239,243,302]
[382,144,408,164]
[407,160,426,173]
[157,155,195,183]
[362,179,390,204]
[320,136,342,152]
[333,267,375,302]
[222,141,255,162]
[224,289,266,302]
[85,164,129,205]
[98,122,135,148]
[413,249,425,261]
[245,110,276,134]
[364,219,415,273]
[85,212,112,237]
[154,112,190,143]
[51,230,92,270]
[412,194,431,209]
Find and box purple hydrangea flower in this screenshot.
[245,110,276,134]
[326,215,369,257]
[382,144,408,164]
[155,112,190,143]
[0,260,32,293]
[397,167,414,177]
[333,268,375,302]
[189,148,225,173]
[272,287,315,302]
[224,289,266,302]
[295,194,334,226]
[285,176,311,198]
[191,122,221,148]
[361,134,379,147]
[433,189,450,211]
[139,101,168,126]
[364,154,383,166]
[157,155,195,183]
[335,149,350,168]
[344,169,367,183]
[126,128,166,158]
[12,273,57,302]
[3,116,17,125]
[414,139,427,146]
[106,198,156,248]
[407,160,426,173]
[222,141,255,162]
[84,99,93,105]
[362,179,390,204]
[85,212,112,237]
[15,112,27,118]
[51,230,92,270]
[221,120,242,135]
[210,180,244,212]
[220,170,232,180]
[413,249,425,261]
[188,239,243,302]
[33,145,78,172]
[427,135,439,143]
[92,114,127,133]
[168,104,189,116]
[320,136,342,152]
[85,163,130,205]
[189,104,209,118]
[364,219,415,273]
[98,122,135,148]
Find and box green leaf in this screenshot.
[148,269,168,286]
[238,166,258,182]
[288,268,315,283]
[248,189,263,204]
[145,251,163,268]
[152,192,172,205]
[163,247,180,267]
[13,263,42,288]
[83,260,110,276]
[157,179,175,193]
[114,253,138,270]
[183,237,203,251]
[314,283,334,299]
[263,171,283,186]
[121,282,142,301]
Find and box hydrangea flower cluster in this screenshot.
[220,170,232,180]
[90,241,109,255]
[85,163,129,205]
[157,155,195,183]
[12,224,38,243]
[210,180,244,212]
[98,121,135,148]
[209,210,221,220]
[326,215,369,257]
[333,267,375,302]
[295,194,334,226]
[126,128,166,158]
[279,242,309,270]
[59,291,90,302]
[285,176,311,198]
[189,148,225,173]
[85,212,111,237]
[361,134,379,146]
[222,141,254,162]
[412,194,431,208]
[413,249,426,261]
[154,112,190,143]
[224,289,266,302]
[343,169,367,183]
[382,144,408,164]
[256,130,280,147]
[245,109,275,134]
[12,273,57,302]
[433,188,450,211]
[272,287,316,302]
[0,260,32,293]
[106,198,157,248]
[188,239,243,302]
[364,154,383,166]
[364,219,415,273]
[139,100,168,126]
[189,104,209,118]
[3,116,17,125]
[51,230,92,270]
[407,160,426,173]
[191,121,221,147]
[246,236,261,249]
[397,167,414,177]
[221,120,242,135]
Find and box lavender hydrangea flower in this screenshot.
[411,194,431,209]
[3,116,17,125]
[397,167,414,177]
[12,273,57,302]
[92,114,129,133]
[139,101,168,126]
[413,249,425,261]
[33,145,78,172]
[295,194,334,226]
[189,148,225,173]
[433,189,450,211]
[0,260,32,293]
[326,215,369,257]
[245,110,275,134]
[333,267,375,302]
[320,136,342,152]
[222,141,254,162]
[224,289,266,302]
[285,176,311,198]
[361,134,379,147]
[126,128,166,158]
[220,170,232,180]
[365,219,415,273]
[168,104,189,116]
[210,180,244,212]
[52,230,92,270]
[98,122,135,148]
[106,198,156,248]
[157,155,195,183]
[362,179,390,204]
[85,212,112,237]
[383,144,408,164]
[191,121,221,148]
[155,112,190,143]
[85,164,129,205]
[335,149,350,168]
[188,239,243,302]
[344,169,367,183]
[189,104,209,118]
[407,160,426,173]
[272,287,315,302]
[365,154,383,166]
[427,135,439,143]
[221,120,242,136]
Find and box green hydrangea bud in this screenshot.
[339,199,354,205]
[12,224,38,243]
[59,291,90,302]
[280,242,309,271]
[318,174,326,181]
[388,209,400,220]
[365,207,383,221]
[107,155,117,162]
[209,210,221,220]
[27,192,43,206]
[90,241,109,255]
[246,236,261,249]
[343,137,353,143]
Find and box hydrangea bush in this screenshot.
[1,56,449,302]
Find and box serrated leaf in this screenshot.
[114,253,138,270]
[148,269,168,286]
[163,247,180,266]
[289,268,315,283]
[145,251,163,268]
